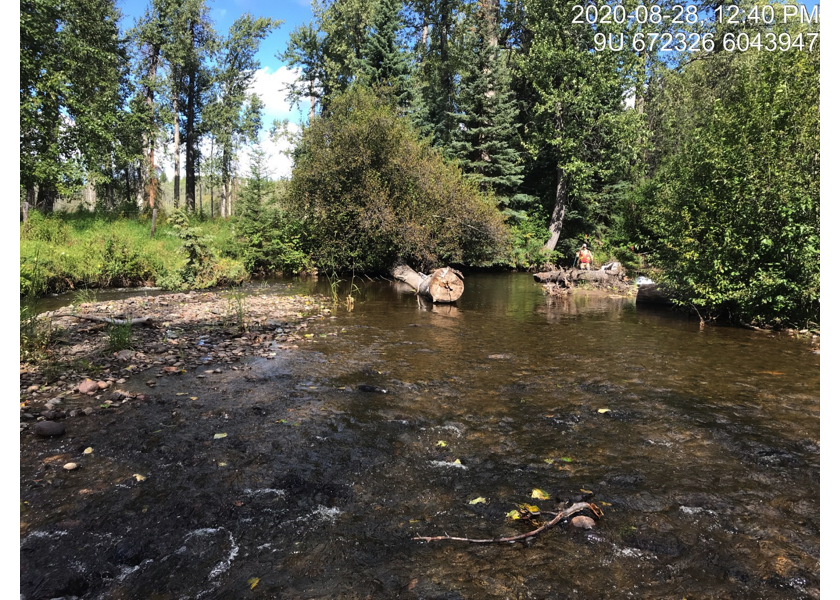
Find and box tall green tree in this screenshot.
[516,0,640,254]
[358,0,412,105]
[449,6,522,211]
[280,0,378,118]
[20,0,127,213]
[205,15,280,218]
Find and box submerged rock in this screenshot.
[358,384,388,394]
[34,421,66,437]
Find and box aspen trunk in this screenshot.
[173,94,180,209]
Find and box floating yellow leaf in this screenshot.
[580,488,593,494]
[304,334,314,338]
[133,474,146,481]
[598,408,611,414]
[214,433,228,439]
[544,458,555,465]
[189,396,198,400]
[469,497,487,505]
[531,488,550,500]
[506,509,521,520]
[175,393,187,396]
[600,501,612,506]
[218,462,227,467]
[83,447,94,454]
[436,441,447,448]
[247,577,260,590]
[453,459,462,465]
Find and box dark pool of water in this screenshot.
[20,273,819,599]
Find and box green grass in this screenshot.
[20,210,245,296]
[107,321,133,352]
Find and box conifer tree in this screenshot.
[449,8,522,210]
[359,0,411,105]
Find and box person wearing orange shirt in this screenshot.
[576,243,593,270]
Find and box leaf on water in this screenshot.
[544,458,555,464]
[100,404,110,409]
[522,504,541,514]
[189,396,198,400]
[214,433,228,439]
[304,334,314,338]
[218,462,227,467]
[597,408,611,414]
[580,488,593,494]
[469,497,487,505]
[436,441,447,448]
[83,447,93,454]
[560,457,573,463]
[453,459,462,465]
[409,519,421,524]
[531,488,550,500]
[247,577,260,590]
[276,419,287,424]
[600,501,612,506]
[175,392,187,396]
[506,509,521,520]
[133,474,146,481]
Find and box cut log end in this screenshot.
[427,268,464,303]
[392,265,464,303]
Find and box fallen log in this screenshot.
[412,501,602,544]
[534,267,621,286]
[49,313,155,326]
[391,265,464,303]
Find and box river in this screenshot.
[20,273,820,599]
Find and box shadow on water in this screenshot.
[21,273,819,599]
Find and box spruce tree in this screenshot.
[448,10,522,210]
[359,0,411,105]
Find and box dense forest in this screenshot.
[20,0,819,327]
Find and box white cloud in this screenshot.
[248,66,308,129]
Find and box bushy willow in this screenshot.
[286,86,509,272]
[641,36,819,326]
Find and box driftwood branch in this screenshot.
[412,502,600,544]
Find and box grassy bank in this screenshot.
[20,210,245,297]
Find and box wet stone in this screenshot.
[34,421,66,437]
[78,379,99,394]
[570,516,596,530]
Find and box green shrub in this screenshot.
[286,85,509,272]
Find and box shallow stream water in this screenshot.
[20,273,820,599]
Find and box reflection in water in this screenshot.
[21,272,819,599]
